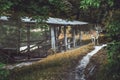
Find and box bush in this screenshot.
[107,20,120,41]
[0,62,9,80]
[107,20,120,63]
[107,42,120,63]
[106,20,120,80]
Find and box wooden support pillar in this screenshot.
[27,25,30,59]
[67,38,71,49]
[79,29,82,43]
[54,27,58,47]
[54,27,58,41]
[73,27,76,47]
[64,26,67,51]
[13,15,21,54]
[51,26,56,50]
[15,18,22,54]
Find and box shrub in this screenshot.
[0,62,9,80]
[106,20,120,80]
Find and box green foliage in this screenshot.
[0,0,12,15]
[0,0,72,18]
[106,43,120,80]
[80,0,100,9]
[49,0,70,11]
[106,20,120,80]
[80,0,114,9]
[0,62,9,80]
[107,20,120,64]
[33,16,48,23]
[107,42,120,63]
[9,0,51,16]
[107,20,120,41]
[0,25,18,48]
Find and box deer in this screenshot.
[90,24,102,45]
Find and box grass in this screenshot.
[9,43,94,80]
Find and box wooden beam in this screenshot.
[64,26,67,51]
[51,26,56,50]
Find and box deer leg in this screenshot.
[96,36,99,45]
[91,38,94,44]
[91,37,96,45]
[96,38,99,45]
[91,35,94,44]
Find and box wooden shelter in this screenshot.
[45,17,88,51]
[0,16,89,58]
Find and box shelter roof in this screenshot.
[0,16,88,26]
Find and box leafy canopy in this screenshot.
[80,0,114,9]
[0,0,72,18]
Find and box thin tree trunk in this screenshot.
[27,25,30,59]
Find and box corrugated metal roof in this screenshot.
[0,16,88,25]
[46,17,88,25]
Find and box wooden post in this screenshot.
[73,27,76,47]
[15,18,22,54]
[67,38,71,49]
[54,27,58,41]
[51,26,56,50]
[64,26,67,51]
[27,25,30,59]
[17,22,21,54]
[79,28,82,43]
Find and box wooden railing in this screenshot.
[20,40,48,53]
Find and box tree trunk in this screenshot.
[27,25,30,59]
